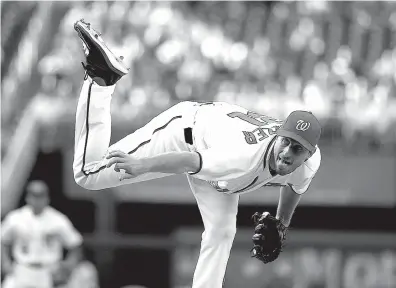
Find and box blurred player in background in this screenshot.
[1,180,83,288]
[73,20,321,288]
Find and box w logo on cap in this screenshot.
[276,110,320,152]
[296,120,310,131]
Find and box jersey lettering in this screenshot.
[227,111,283,127]
[228,111,282,144]
[243,126,280,145]
[243,131,257,144]
[253,128,269,141]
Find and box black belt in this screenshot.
[20,262,46,268]
[184,127,193,145]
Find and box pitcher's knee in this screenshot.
[202,225,237,245]
[202,213,237,243]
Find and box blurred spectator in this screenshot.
[1,180,83,288]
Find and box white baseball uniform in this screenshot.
[1,206,83,288]
[73,78,321,288]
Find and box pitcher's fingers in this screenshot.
[114,162,130,172]
[106,157,126,168]
[119,172,135,181]
[107,150,128,159]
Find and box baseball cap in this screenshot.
[276,110,321,153]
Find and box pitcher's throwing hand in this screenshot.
[106,150,146,180]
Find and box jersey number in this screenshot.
[227,111,283,126]
[227,111,282,145]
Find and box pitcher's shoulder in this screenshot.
[305,146,321,172]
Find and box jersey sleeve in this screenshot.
[286,148,321,194]
[1,212,16,245]
[58,215,83,248]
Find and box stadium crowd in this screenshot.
[2,1,396,153]
[2,2,396,288]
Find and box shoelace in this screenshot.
[81,62,89,80]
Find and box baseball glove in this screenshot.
[250,212,288,264]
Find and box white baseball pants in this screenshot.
[73,79,239,287]
[2,264,53,288]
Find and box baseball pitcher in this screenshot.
[1,181,83,288]
[72,20,321,288]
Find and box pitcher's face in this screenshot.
[273,136,310,175]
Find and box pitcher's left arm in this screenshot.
[250,149,321,264]
[276,185,301,227]
[276,148,321,226]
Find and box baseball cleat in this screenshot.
[74,19,129,86]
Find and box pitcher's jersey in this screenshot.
[190,102,321,195]
[1,206,83,265]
